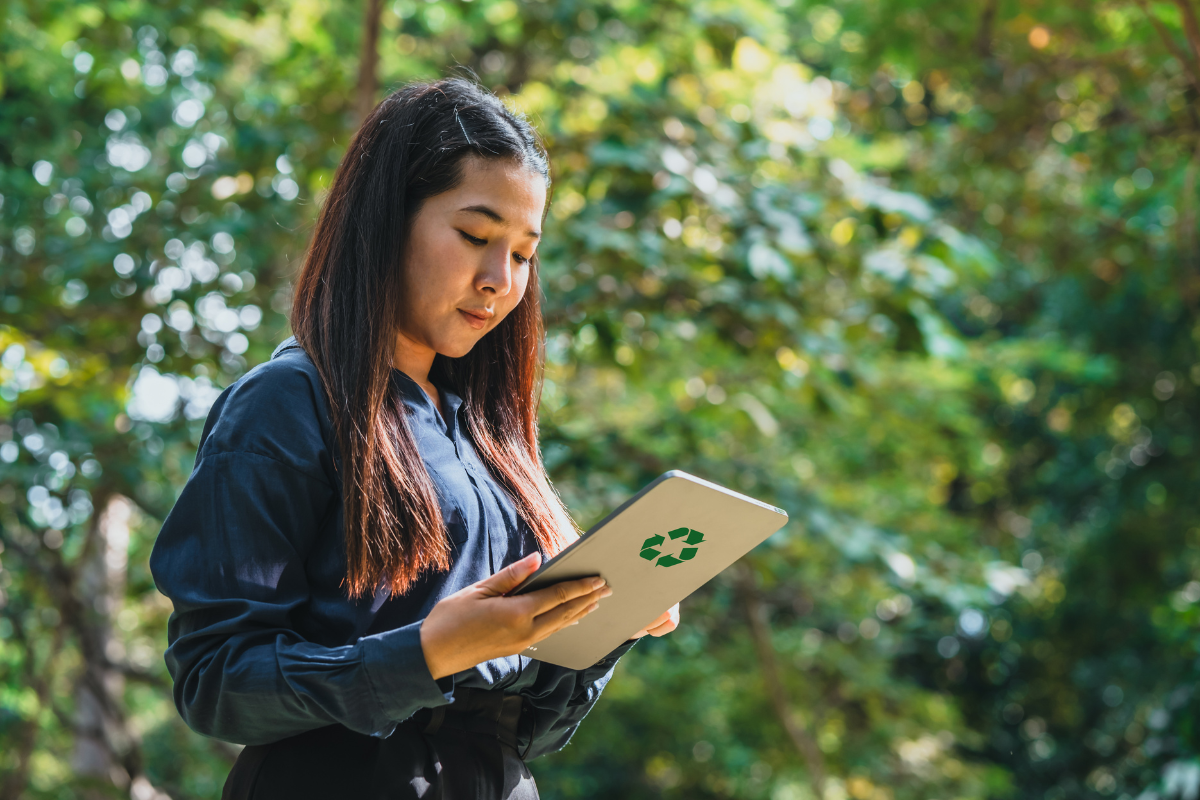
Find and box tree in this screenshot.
[3,0,1198,798]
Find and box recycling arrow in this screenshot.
[640,528,707,568]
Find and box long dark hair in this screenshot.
[291,78,574,599]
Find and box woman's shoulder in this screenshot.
[198,337,336,480]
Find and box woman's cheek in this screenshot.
[512,265,531,305]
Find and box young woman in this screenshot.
[149,78,679,799]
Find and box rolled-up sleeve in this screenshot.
[149,361,451,746]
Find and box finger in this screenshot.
[544,596,601,636]
[550,585,610,627]
[521,575,607,616]
[530,585,609,638]
[648,605,681,637]
[646,618,679,637]
[631,620,660,638]
[631,607,674,639]
[644,609,672,629]
[631,620,664,639]
[478,553,541,596]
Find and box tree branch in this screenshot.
[1183,143,1200,298]
[106,659,170,688]
[1173,0,1200,64]
[1135,0,1200,94]
[737,569,826,799]
[975,0,998,59]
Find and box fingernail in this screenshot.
[588,602,599,612]
[600,588,613,598]
[591,577,606,589]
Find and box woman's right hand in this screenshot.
[419,552,611,680]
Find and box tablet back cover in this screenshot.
[512,471,788,670]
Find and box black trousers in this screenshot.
[222,689,539,800]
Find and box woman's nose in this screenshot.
[477,247,514,296]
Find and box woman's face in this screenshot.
[397,155,547,360]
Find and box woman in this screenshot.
[149,78,679,799]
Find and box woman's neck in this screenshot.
[392,331,440,411]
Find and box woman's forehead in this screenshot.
[437,157,547,230]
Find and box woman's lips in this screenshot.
[458,309,491,330]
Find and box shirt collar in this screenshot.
[271,335,302,360]
[270,338,463,434]
[391,369,463,436]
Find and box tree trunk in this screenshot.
[0,621,64,800]
[1184,144,1199,270]
[68,496,171,798]
[738,571,826,800]
[356,0,385,124]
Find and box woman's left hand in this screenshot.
[632,603,680,638]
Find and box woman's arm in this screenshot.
[150,357,455,745]
[152,448,453,745]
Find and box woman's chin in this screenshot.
[437,339,481,360]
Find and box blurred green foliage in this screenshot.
[3,0,1200,798]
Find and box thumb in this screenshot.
[479,552,542,596]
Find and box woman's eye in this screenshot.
[459,229,530,263]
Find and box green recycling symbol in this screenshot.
[639,527,706,568]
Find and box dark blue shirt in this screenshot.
[149,337,634,756]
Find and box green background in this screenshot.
[3,0,1200,797]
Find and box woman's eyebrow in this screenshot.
[458,204,541,239]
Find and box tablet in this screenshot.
[510,470,789,669]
